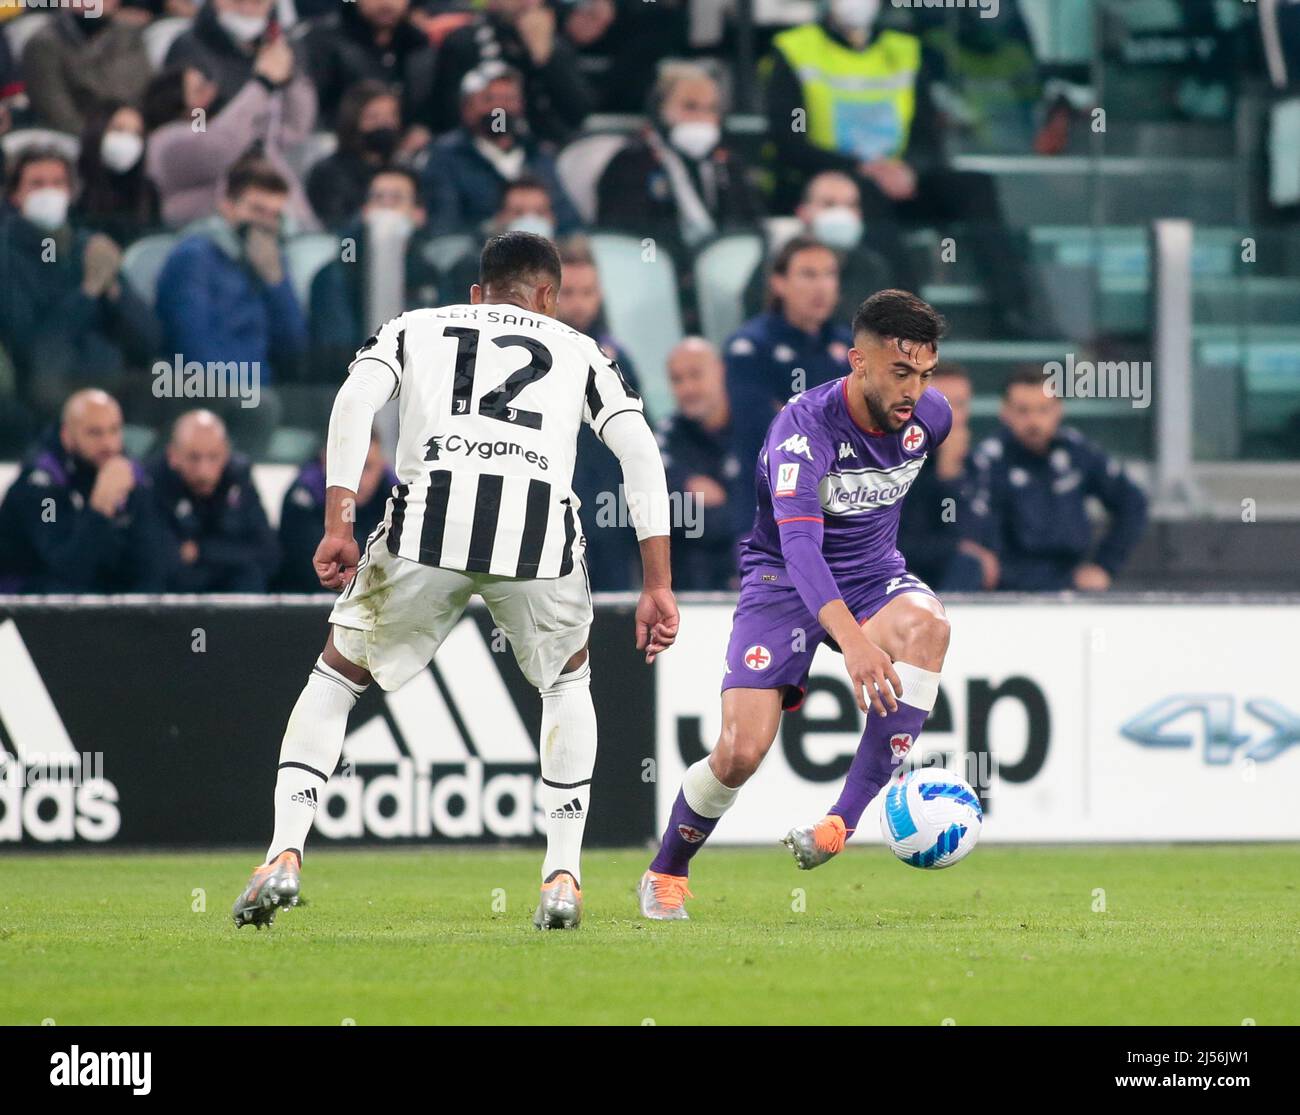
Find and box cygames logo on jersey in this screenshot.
[428,434,549,470]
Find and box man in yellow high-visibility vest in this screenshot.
[763,0,1042,337]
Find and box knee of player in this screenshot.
[899,609,950,663]
[712,726,765,786]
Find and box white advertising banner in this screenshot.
[655,603,1300,843]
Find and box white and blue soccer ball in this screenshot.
[880,767,983,869]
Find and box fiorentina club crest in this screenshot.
[678,824,707,844]
[743,644,773,671]
[902,424,926,453]
[889,733,914,757]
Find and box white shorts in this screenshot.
[329,526,593,692]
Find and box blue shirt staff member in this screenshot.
[725,234,853,538]
[0,388,167,594]
[968,369,1149,592]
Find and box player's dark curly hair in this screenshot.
[479,230,562,289]
[852,289,947,347]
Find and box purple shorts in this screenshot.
[721,565,938,711]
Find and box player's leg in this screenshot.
[479,565,594,929]
[785,583,948,869]
[640,686,784,919]
[231,627,372,928]
[233,536,473,928]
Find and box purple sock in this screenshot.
[649,789,720,876]
[829,701,931,833]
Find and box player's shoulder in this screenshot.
[768,382,839,448]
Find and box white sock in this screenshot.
[538,660,596,887]
[266,657,366,863]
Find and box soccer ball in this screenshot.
[880,767,983,869]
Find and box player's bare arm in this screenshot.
[313,485,361,590]
[636,533,678,663]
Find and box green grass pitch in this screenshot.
[1,845,1296,1026]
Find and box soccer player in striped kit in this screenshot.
[234,232,678,930]
[640,290,953,920]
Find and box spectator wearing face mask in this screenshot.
[440,174,562,302]
[144,54,319,231]
[308,166,439,380]
[149,409,280,592]
[0,147,160,420]
[153,156,307,455]
[429,0,595,143]
[299,0,437,153]
[22,0,151,135]
[597,62,762,256]
[167,0,304,110]
[421,62,582,237]
[763,0,1043,337]
[306,80,407,230]
[742,170,893,321]
[74,103,160,247]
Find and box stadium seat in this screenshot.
[120,233,179,308]
[142,17,191,70]
[285,233,343,308]
[2,12,53,62]
[694,233,764,349]
[555,133,630,224]
[0,127,79,163]
[588,232,683,421]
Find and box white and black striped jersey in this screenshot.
[349,303,644,579]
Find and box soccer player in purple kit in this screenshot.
[639,290,953,920]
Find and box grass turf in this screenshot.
[0,845,1296,1026]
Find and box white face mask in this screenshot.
[364,206,415,241]
[217,10,269,42]
[668,120,721,161]
[100,130,144,174]
[22,187,71,231]
[829,0,881,34]
[507,213,555,240]
[811,206,863,251]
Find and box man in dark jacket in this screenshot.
[166,0,302,110]
[896,364,993,592]
[150,409,279,592]
[657,337,736,591]
[0,388,167,594]
[428,0,594,142]
[277,430,396,592]
[420,61,581,236]
[968,369,1149,592]
[309,166,440,380]
[598,61,762,256]
[0,147,159,419]
[298,0,438,138]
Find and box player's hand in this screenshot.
[636,585,679,664]
[842,631,902,718]
[1073,563,1111,592]
[89,455,135,517]
[313,533,360,591]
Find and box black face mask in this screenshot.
[361,126,401,158]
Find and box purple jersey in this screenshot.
[740,378,953,584]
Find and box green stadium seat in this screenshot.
[120,233,179,308]
[694,233,764,350]
[285,233,343,309]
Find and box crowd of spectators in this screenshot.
[0,0,1193,593]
